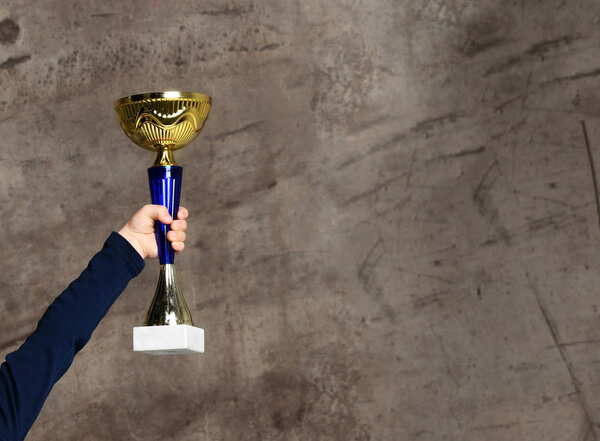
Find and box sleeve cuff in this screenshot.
[105,232,145,276]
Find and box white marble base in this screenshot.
[133,324,204,355]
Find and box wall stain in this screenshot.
[197,6,254,16]
[527,33,581,60]
[458,14,509,57]
[259,43,280,52]
[1,54,31,69]
[0,18,19,44]
[412,111,468,134]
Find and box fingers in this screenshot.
[171,241,185,253]
[167,230,186,242]
[141,204,173,224]
[137,205,189,253]
[168,230,186,253]
[141,205,188,223]
[177,206,189,220]
[170,219,187,232]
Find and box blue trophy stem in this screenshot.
[148,165,183,265]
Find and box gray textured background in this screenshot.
[2,1,600,440]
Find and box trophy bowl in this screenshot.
[114,91,212,355]
[115,91,212,165]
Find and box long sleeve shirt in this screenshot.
[0,232,145,441]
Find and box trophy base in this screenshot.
[133,324,204,355]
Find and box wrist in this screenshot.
[118,228,146,259]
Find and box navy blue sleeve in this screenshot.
[0,232,145,441]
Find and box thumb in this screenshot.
[141,204,173,224]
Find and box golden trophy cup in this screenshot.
[115,91,211,354]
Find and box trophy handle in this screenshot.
[148,165,183,264]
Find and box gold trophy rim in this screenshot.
[115,90,212,107]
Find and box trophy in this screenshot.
[114,91,211,354]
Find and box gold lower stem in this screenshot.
[145,264,194,326]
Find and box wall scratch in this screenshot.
[340,173,404,207]
[428,322,459,388]
[580,120,600,233]
[527,276,597,440]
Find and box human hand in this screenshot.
[118,204,188,259]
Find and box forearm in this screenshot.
[0,232,144,441]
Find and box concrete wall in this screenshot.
[2,1,600,440]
